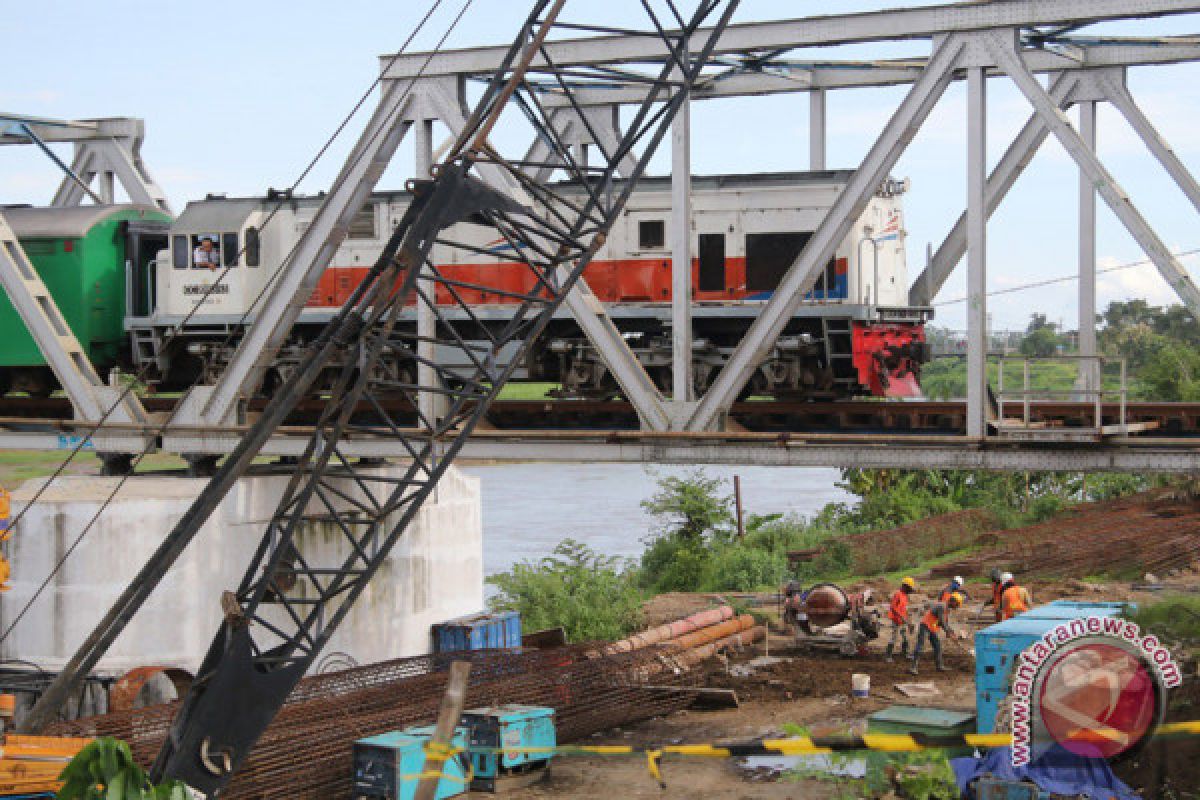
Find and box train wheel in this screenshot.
[0,369,10,397]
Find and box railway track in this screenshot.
[4,396,1200,436]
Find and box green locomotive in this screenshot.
[0,204,170,396]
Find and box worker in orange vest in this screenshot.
[999,572,1031,620]
[937,575,968,603]
[981,568,1005,622]
[885,577,917,662]
[909,591,965,675]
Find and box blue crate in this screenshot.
[462,704,556,791]
[353,726,470,800]
[432,611,522,653]
[974,601,1132,733]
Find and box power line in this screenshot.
[934,248,1200,306]
[0,0,476,646]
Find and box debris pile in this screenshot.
[933,493,1200,579]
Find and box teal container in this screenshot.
[352,726,470,799]
[974,600,1133,733]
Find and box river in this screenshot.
[459,463,854,578]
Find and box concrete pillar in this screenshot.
[810,89,827,171]
[671,82,693,405]
[1078,101,1098,392]
[414,118,443,428]
[966,67,988,438]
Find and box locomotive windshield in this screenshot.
[171,232,240,268]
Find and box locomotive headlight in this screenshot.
[186,343,208,356]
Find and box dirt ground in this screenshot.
[510,574,1200,799]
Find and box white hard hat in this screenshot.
[1001,572,1013,583]
[952,576,963,586]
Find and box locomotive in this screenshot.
[1,170,931,401]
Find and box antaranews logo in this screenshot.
[1010,615,1180,767]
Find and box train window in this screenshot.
[638,219,665,250]
[172,235,189,269]
[698,233,725,292]
[222,232,239,267]
[245,227,261,267]
[348,204,376,239]
[191,234,222,269]
[745,232,812,292]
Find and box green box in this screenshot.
[867,705,977,758]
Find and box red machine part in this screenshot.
[109,666,193,712]
[851,322,926,398]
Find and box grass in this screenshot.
[0,450,190,489]
[1123,594,1200,652]
[922,357,1132,401]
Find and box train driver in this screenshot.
[193,235,220,270]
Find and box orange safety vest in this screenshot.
[921,606,942,634]
[888,590,909,625]
[991,582,1004,621]
[1001,585,1029,620]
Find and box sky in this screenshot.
[5,1,1200,331]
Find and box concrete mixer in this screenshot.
[781,582,880,656]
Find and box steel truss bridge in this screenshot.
[6,1,1200,472]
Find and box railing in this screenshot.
[994,354,1128,433]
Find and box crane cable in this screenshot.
[0,0,476,646]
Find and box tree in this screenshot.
[1019,326,1061,358]
[1025,312,1055,334]
[57,738,189,800]
[641,470,734,541]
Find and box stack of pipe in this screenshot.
[597,606,765,673]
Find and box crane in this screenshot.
[21,1,739,794]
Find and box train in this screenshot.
[0,170,932,401]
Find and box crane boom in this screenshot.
[24,1,739,794]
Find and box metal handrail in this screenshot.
[995,354,1128,431]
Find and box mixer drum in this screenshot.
[802,583,850,628]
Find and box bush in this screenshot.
[488,539,643,642]
[704,545,789,592]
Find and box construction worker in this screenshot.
[981,568,1005,622]
[937,575,968,603]
[999,572,1031,620]
[909,591,965,675]
[885,577,916,662]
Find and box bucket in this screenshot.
[851,673,870,698]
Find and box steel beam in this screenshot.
[0,213,148,438]
[671,85,693,410]
[1104,73,1200,218]
[966,65,988,438]
[414,117,444,426]
[989,32,1200,320]
[426,81,671,429]
[686,33,964,431]
[809,89,826,170]
[537,41,1200,107]
[382,1,1200,78]
[1078,99,1098,391]
[909,71,1077,305]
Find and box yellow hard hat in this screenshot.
[948,592,965,608]
[901,576,916,590]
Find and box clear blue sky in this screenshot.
[5,1,1200,330]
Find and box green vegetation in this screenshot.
[487,467,1154,641]
[923,299,1200,401]
[57,737,189,800]
[0,450,190,488]
[1123,595,1200,654]
[487,539,644,642]
[780,725,958,799]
